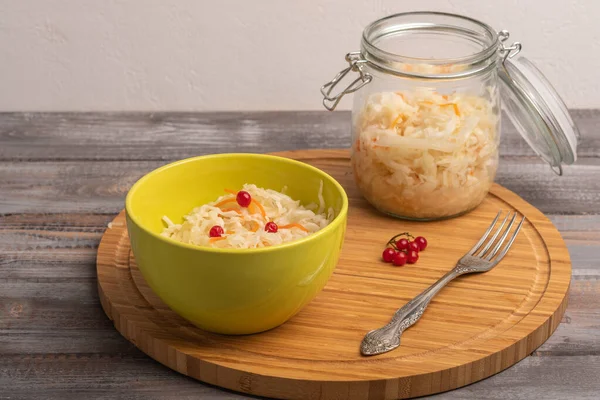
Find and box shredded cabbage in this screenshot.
[352,88,499,219]
[161,183,334,249]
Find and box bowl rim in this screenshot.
[125,153,349,254]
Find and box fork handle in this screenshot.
[389,266,468,334]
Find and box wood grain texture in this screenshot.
[96,150,571,399]
[0,110,598,161]
[1,111,599,399]
[2,157,600,215]
[2,355,600,400]
[1,216,596,359]
[5,357,600,399]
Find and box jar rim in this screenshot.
[361,11,500,78]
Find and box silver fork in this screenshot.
[360,210,526,356]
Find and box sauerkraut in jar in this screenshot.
[322,12,579,220]
[321,12,509,220]
[352,87,500,219]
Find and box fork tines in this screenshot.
[469,210,526,264]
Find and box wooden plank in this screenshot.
[0,111,352,162]
[0,330,138,356]
[1,157,600,215]
[434,355,600,399]
[0,277,595,357]
[1,355,598,400]
[0,111,597,161]
[1,214,596,277]
[0,353,247,400]
[0,160,159,214]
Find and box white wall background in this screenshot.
[0,0,598,111]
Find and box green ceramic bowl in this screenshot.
[125,153,348,335]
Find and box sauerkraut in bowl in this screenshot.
[161,182,334,249]
[352,87,499,220]
[125,153,348,334]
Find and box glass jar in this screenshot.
[321,12,579,221]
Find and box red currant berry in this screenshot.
[407,250,419,264]
[408,241,420,253]
[265,221,278,233]
[414,236,428,251]
[382,248,396,263]
[209,225,224,238]
[393,251,407,266]
[396,238,410,251]
[236,191,252,208]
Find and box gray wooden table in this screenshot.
[1,111,599,399]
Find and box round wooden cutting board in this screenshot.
[97,149,571,400]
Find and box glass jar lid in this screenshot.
[499,39,580,175]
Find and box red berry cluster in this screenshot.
[381,233,427,267]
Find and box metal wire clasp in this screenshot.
[320,52,372,111]
[498,30,522,64]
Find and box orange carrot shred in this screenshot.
[209,236,227,243]
[226,230,234,234]
[279,223,309,232]
[249,220,260,232]
[440,103,460,116]
[251,199,266,219]
[224,188,237,195]
[389,114,403,129]
[215,197,236,208]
